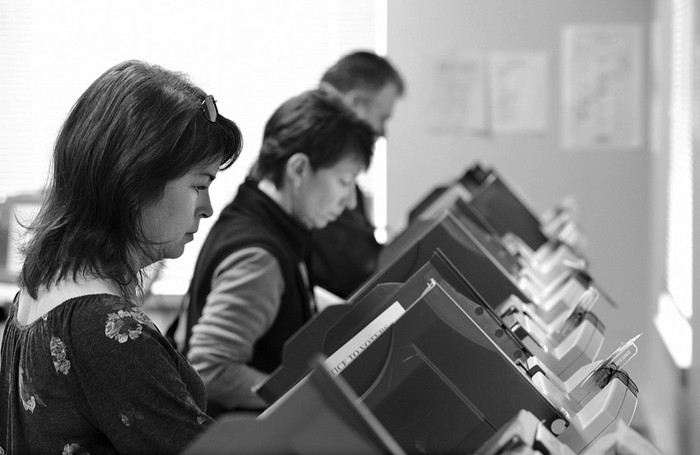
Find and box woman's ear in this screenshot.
[286,153,310,188]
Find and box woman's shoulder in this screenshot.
[69,294,157,330]
[82,293,142,313]
[63,293,140,318]
[46,294,159,346]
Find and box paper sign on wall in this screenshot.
[490,52,549,135]
[562,24,643,150]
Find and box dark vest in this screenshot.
[181,178,315,375]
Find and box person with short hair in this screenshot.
[180,88,376,416]
[312,50,405,299]
[0,60,244,454]
[320,50,405,138]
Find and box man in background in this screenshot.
[311,50,405,299]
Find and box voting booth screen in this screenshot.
[259,253,568,454]
[352,207,529,311]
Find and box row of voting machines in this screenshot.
[183,163,660,455]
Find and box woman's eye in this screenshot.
[195,185,208,192]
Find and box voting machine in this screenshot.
[260,251,639,453]
[182,357,404,455]
[260,253,568,453]
[356,200,606,380]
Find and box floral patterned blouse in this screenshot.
[0,293,213,454]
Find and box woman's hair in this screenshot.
[20,60,243,299]
[252,88,375,187]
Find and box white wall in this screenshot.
[387,0,657,441]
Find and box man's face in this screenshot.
[352,83,401,137]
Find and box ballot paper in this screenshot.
[324,301,406,376]
[324,279,437,376]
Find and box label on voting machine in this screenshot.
[324,301,406,376]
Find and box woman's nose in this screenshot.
[344,185,358,210]
[198,194,214,219]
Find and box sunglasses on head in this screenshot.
[201,95,218,123]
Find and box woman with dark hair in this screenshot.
[176,88,375,416]
[0,60,243,454]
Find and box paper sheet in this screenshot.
[562,24,643,150]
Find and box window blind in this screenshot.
[656,0,694,368]
[0,0,382,296]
